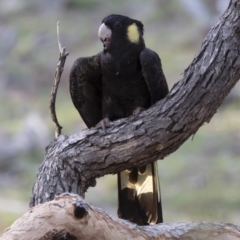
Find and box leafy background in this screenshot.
[1,0,239,233]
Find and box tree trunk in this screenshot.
[2,194,240,240]
[30,0,240,207]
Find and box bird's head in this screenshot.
[98,14,144,51]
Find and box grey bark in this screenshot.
[3,194,240,240]
[30,0,240,207]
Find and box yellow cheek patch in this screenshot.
[127,23,139,43]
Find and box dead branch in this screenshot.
[2,194,240,240]
[49,22,69,138]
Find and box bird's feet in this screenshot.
[98,117,110,132]
[133,107,145,118]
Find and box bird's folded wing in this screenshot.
[69,53,102,128]
[140,48,169,104]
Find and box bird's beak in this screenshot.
[98,23,112,50]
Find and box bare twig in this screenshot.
[49,21,69,138]
[57,21,63,52]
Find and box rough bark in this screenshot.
[30,0,240,207]
[2,194,240,240]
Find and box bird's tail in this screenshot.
[117,161,163,225]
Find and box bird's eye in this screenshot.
[114,22,121,28]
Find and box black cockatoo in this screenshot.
[69,14,169,225]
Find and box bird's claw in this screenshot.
[99,117,110,132]
[133,107,145,118]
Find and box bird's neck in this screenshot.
[107,40,145,61]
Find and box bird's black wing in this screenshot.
[140,48,169,104]
[138,48,168,224]
[69,53,102,128]
[117,48,168,225]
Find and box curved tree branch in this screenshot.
[3,194,240,240]
[30,0,240,207]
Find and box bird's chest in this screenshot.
[100,53,151,116]
[101,52,139,78]
[101,54,145,96]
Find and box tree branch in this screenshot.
[30,0,240,207]
[2,194,240,240]
[49,22,69,138]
